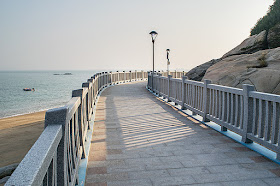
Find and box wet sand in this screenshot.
[0,111,46,167]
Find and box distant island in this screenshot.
[53,73,73,75]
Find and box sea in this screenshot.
[0,71,97,119]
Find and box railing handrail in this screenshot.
[148,73,280,159]
[5,125,62,185]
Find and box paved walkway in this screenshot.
[86,81,280,186]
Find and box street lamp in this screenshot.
[149,31,158,91]
[166,49,170,75]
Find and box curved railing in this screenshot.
[148,73,280,159]
[6,70,148,186]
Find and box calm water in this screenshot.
[0,71,96,118]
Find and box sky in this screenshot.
[0,0,274,71]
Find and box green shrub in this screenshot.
[250,0,280,36]
[247,52,268,68]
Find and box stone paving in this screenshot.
[86,81,280,186]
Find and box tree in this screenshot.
[250,0,280,36]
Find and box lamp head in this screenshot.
[149,31,158,42]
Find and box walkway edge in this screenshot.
[77,85,105,186]
[78,80,147,186]
[147,87,280,165]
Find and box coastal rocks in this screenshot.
[187,28,280,82]
[268,23,280,48]
[186,59,221,81]
[0,163,18,184]
[0,176,10,184]
[222,30,267,58]
[203,47,280,94]
[0,163,18,179]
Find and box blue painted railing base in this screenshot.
[148,89,280,166]
[77,85,110,186]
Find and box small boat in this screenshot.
[23,88,35,91]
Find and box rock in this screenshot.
[222,30,267,58]
[203,47,280,94]
[0,176,10,184]
[0,163,18,179]
[186,59,221,81]
[268,23,280,49]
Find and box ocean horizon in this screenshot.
[0,70,98,119]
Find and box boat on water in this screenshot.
[23,88,35,91]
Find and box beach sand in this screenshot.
[0,111,46,167]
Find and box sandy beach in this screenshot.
[0,111,46,167]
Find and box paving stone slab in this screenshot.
[221,179,268,186]
[107,178,152,186]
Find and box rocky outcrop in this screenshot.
[186,31,271,81]
[0,163,18,184]
[186,59,221,81]
[268,23,280,49]
[187,24,280,84]
[203,47,280,94]
[0,176,10,184]
[222,30,267,58]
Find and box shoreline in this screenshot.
[0,111,46,167]
[0,109,48,120]
[0,104,65,120]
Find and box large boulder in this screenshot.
[203,47,280,94]
[222,30,267,58]
[186,59,221,81]
[268,23,280,49]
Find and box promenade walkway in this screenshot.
[86,81,280,186]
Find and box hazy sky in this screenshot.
[0,0,274,71]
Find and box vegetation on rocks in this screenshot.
[251,0,280,36]
[247,52,268,69]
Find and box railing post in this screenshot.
[87,78,94,114]
[45,107,68,186]
[123,71,126,83]
[174,70,177,78]
[167,75,172,102]
[129,70,132,82]
[181,76,187,110]
[202,80,211,122]
[117,71,119,84]
[135,70,137,81]
[242,84,255,143]
[141,70,144,80]
[147,72,151,89]
[152,72,154,92]
[191,84,197,116]
[106,72,109,86]
[72,89,86,159]
[101,72,104,88]
[158,74,162,96]
[82,82,91,122]
[110,71,113,85]
[104,72,107,86]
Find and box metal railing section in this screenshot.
[148,73,280,159]
[6,70,148,186]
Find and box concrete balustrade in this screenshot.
[6,70,149,186]
[148,73,280,159]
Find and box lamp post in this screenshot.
[166,49,170,75]
[149,31,158,91]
